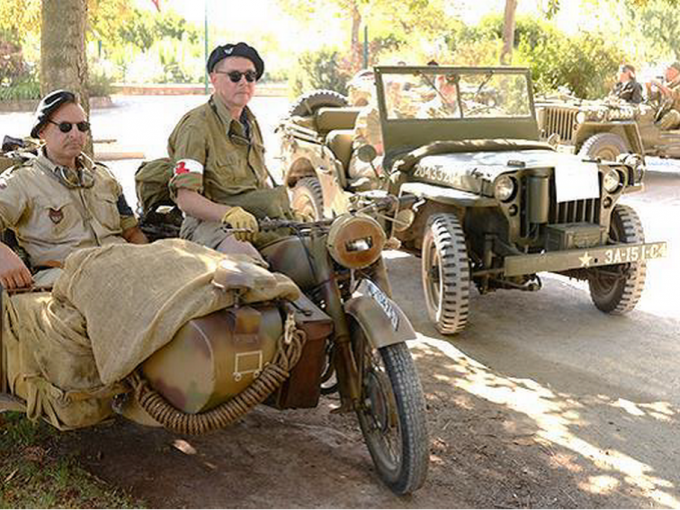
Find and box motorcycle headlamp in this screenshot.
[603,168,622,193]
[494,175,516,202]
[327,214,386,269]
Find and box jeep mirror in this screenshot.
[357,144,377,163]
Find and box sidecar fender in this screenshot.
[344,281,417,349]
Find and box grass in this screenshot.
[0,412,144,509]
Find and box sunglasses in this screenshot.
[48,120,91,133]
[216,70,258,83]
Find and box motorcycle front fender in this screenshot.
[344,281,417,349]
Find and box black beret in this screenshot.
[206,42,265,79]
[30,90,77,138]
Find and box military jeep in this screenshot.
[278,66,667,335]
[535,93,680,160]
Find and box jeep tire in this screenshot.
[291,177,324,221]
[288,90,348,118]
[421,213,471,335]
[578,133,629,161]
[588,204,646,314]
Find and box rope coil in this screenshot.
[127,310,307,435]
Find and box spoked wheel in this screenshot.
[291,177,324,221]
[421,213,471,335]
[350,318,429,495]
[588,204,647,314]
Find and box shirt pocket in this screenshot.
[91,191,121,232]
[33,196,81,241]
[214,149,248,185]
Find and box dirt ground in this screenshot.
[3,97,679,508]
[52,171,680,508]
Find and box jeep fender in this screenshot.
[574,121,644,156]
[344,292,417,349]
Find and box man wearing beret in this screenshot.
[167,42,290,260]
[0,90,147,290]
[646,61,680,130]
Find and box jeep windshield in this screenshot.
[376,67,533,121]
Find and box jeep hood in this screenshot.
[412,149,592,196]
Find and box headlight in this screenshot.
[603,168,621,193]
[327,214,386,269]
[576,112,586,124]
[494,175,516,202]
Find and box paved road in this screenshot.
[2,95,679,507]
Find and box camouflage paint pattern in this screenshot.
[142,305,282,413]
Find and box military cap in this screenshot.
[206,42,265,79]
[670,61,680,73]
[30,89,77,138]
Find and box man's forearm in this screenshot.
[176,189,230,222]
[122,226,149,244]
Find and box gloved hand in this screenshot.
[221,206,258,243]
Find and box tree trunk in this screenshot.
[40,0,92,154]
[500,0,518,65]
[349,1,362,73]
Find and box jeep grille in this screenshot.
[551,170,602,226]
[540,107,578,142]
[519,172,602,237]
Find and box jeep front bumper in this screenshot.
[503,241,668,277]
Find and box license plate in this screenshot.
[365,280,400,331]
[597,242,668,265]
[504,241,668,276]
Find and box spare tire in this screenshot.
[288,89,348,117]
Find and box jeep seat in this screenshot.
[315,107,362,132]
[326,129,355,171]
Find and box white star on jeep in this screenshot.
[579,252,593,267]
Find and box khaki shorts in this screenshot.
[657,109,680,130]
[179,216,267,264]
[179,216,229,250]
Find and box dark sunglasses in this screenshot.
[49,119,91,133]
[216,70,258,83]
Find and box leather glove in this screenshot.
[221,206,258,243]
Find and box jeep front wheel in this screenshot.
[578,133,629,161]
[588,204,646,314]
[421,213,471,335]
[291,177,324,221]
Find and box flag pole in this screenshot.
[204,0,209,94]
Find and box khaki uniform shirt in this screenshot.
[167,97,270,204]
[0,150,135,267]
[668,78,680,111]
[352,104,382,150]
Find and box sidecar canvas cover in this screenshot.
[0,239,300,430]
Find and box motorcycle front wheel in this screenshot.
[349,318,429,495]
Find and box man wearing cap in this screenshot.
[646,62,680,130]
[167,42,290,260]
[0,90,147,290]
[610,64,643,104]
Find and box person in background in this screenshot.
[645,61,680,130]
[610,64,643,104]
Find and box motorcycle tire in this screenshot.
[350,317,429,495]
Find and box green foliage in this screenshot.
[628,0,680,60]
[445,13,626,99]
[87,69,113,97]
[516,29,625,98]
[0,75,40,101]
[289,47,351,97]
[117,7,200,52]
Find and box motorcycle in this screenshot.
[0,194,429,495]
